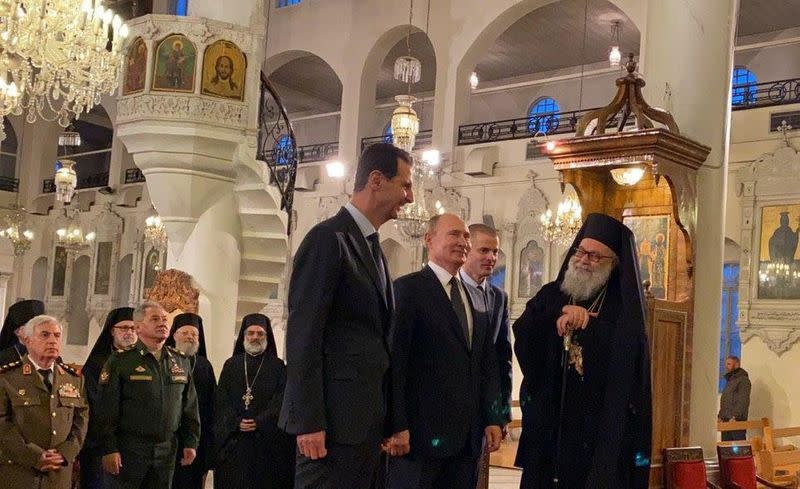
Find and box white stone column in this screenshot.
[641,0,739,454]
[0,271,12,325]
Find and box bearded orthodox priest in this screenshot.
[513,213,652,489]
[214,313,295,489]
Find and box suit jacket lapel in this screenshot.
[337,208,387,308]
[422,266,469,352]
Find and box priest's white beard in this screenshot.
[560,258,615,301]
[176,340,199,356]
[244,338,267,356]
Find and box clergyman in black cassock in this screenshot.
[0,299,45,365]
[513,213,652,489]
[166,312,216,489]
[80,307,135,489]
[214,313,294,489]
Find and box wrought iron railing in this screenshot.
[0,176,19,192]
[360,130,433,153]
[457,107,643,146]
[257,73,298,233]
[264,141,339,166]
[124,168,146,184]
[732,77,800,111]
[42,172,110,194]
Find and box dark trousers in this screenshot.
[386,448,479,489]
[78,448,106,489]
[108,440,177,489]
[294,422,384,489]
[722,430,747,441]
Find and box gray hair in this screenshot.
[133,300,164,322]
[22,315,62,338]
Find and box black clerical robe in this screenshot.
[513,281,650,488]
[173,355,216,489]
[214,353,295,489]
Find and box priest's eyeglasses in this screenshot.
[572,247,614,263]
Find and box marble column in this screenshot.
[641,0,739,453]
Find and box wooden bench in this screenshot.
[759,426,800,487]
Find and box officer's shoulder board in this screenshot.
[166,345,187,357]
[0,360,22,374]
[57,360,81,377]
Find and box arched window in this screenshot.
[528,97,561,134]
[731,67,757,106]
[175,0,188,15]
[276,0,302,7]
[383,122,393,144]
[273,135,295,166]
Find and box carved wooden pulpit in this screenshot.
[542,54,711,487]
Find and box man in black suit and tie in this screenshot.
[388,213,505,489]
[460,224,512,426]
[279,143,414,489]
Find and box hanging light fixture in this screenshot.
[55,207,95,253]
[144,211,167,250]
[0,205,33,256]
[609,21,622,67]
[470,72,479,90]
[392,0,421,153]
[0,0,129,136]
[539,197,583,245]
[54,127,82,203]
[610,166,645,186]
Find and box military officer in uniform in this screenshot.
[0,314,88,489]
[97,300,200,489]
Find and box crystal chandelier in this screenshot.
[539,197,583,245]
[55,208,95,253]
[0,205,33,256]
[0,0,129,135]
[391,95,419,153]
[394,55,421,85]
[394,159,431,242]
[144,213,167,249]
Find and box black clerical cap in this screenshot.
[234,313,277,357]
[87,307,134,360]
[0,299,45,349]
[579,213,627,258]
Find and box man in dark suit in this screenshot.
[388,213,505,489]
[279,143,414,489]
[460,224,512,425]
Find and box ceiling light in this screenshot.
[326,160,346,178]
[421,149,440,167]
[610,167,645,186]
[470,72,479,90]
[609,21,622,68]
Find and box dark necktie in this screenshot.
[449,277,471,349]
[38,369,52,393]
[367,233,388,303]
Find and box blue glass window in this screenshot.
[528,97,561,134]
[175,0,188,15]
[719,263,741,392]
[383,122,393,144]
[272,135,294,166]
[731,68,757,106]
[276,0,302,7]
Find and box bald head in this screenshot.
[425,213,470,275]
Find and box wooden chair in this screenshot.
[717,418,770,450]
[759,426,800,487]
[663,447,719,489]
[716,444,797,489]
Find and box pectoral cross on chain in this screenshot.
[242,388,254,409]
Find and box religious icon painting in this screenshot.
[623,214,670,300]
[757,204,800,300]
[122,37,148,95]
[152,34,197,93]
[201,40,247,101]
[517,240,544,298]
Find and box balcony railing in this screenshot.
[43,172,110,194]
[361,130,433,153]
[457,107,638,146]
[124,168,146,184]
[732,77,800,111]
[0,176,19,192]
[264,141,339,166]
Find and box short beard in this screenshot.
[175,340,199,356]
[113,337,136,350]
[244,339,267,356]
[560,259,615,301]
